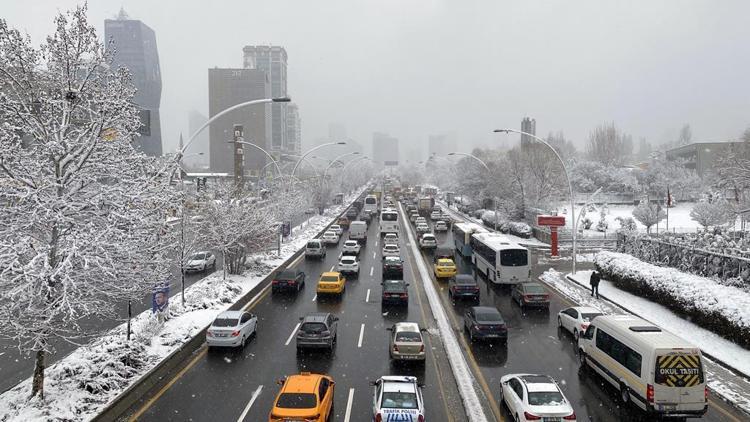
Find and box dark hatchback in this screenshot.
[464,306,507,342]
[511,282,550,309]
[382,256,404,278]
[448,275,480,302]
[272,269,306,293]
[381,279,409,306]
[346,207,359,219]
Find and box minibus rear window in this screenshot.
[655,354,704,387]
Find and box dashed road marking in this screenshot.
[373,251,377,259]
[329,265,335,271]
[312,294,317,302]
[237,385,263,422]
[357,323,365,348]
[285,323,301,346]
[343,388,355,422]
[370,266,374,277]
[365,289,371,303]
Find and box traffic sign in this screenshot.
[537,215,565,227]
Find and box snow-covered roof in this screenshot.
[472,232,526,251]
[453,222,488,235]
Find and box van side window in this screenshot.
[583,325,595,340]
[596,329,642,376]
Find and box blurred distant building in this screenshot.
[208,68,270,177]
[372,132,399,166]
[186,110,209,169]
[105,8,162,156]
[285,103,301,156]
[243,46,289,154]
[665,141,744,178]
[521,117,536,146]
[428,134,456,157]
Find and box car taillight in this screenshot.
[418,416,424,422]
[419,344,425,352]
[206,330,213,337]
[524,411,541,420]
[400,293,408,298]
[321,330,330,336]
[647,384,654,403]
[563,412,576,420]
[231,330,240,337]
[580,323,589,330]
[705,386,709,402]
[393,344,399,352]
[375,413,382,422]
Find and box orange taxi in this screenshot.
[269,372,335,421]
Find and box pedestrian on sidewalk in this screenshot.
[590,270,601,299]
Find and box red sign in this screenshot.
[537,215,565,227]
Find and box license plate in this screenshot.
[657,404,677,411]
[542,418,561,422]
[216,333,227,337]
[485,334,499,338]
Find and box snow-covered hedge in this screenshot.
[595,251,750,349]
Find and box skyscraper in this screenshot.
[208,68,270,176]
[243,46,288,153]
[285,103,301,156]
[521,117,536,146]
[105,8,162,156]
[372,132,399,166]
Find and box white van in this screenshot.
[363,195,378,214]
[578,315,707,418]
[349,221,368,243]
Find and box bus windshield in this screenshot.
[381,212,398,221]
[500,249,528,266]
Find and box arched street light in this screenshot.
[227,140,283,181]
[494,128,578,274]
[323,152,360,180]
[178,97,290,162]
[448,152,500,230]
[339,156,371,189]
[290,142,347,182]
[282,154,321,179]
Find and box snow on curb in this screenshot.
[539,269,750,416]
[594,251,750,348]
[399,203,488,422]
[0,188,367,422]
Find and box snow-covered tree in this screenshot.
[632,202,666,233]
[595,208,609,232]
[0,6,178,398]
[586,122,633,165]
[615,216,638,231]
[690,199,736,229]
[200,182,279,277]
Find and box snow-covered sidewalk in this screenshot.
[0,188,366,422]
[540,269,750,415]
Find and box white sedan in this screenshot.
[206,310,257,349]
[383,233,399,246]
[329,224,343,236]
[416,223,430,234]
[500,374,576,421]
[372,376,425,422]
[419,233,437,249]
[337,255,360,276]
[341,240,361,255]
[382,244,400,259]
[321,231,340,245]
[434,221,448,232]
[557,306,603,340]
[185,251,216,273]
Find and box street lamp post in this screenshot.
[339,156,371,190]
[447,152,499,231]
[323,152,360,180]
[227,140,283,182]
[494,128,578,274]
[290,142,347,183]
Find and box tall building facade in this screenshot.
[242,46,288,154]
[521,117,536,146]
[285,103,301,156]
[208,68,270,176]
[372,132,399,166]
[105,9,162,156]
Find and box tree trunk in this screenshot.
[30,349,46,399]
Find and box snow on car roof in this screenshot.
[394,322,420,333]
[344,240,358,245]
[472,232,526,251]
[381,377,418,393]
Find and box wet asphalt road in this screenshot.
[0,210,312,394]
[131,213,465,421]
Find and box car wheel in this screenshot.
[240,335,246,348]
[620,384,630,405]
[578,350,588,370]
[557,316,562,328]
[469,330,475,342]
[574,329,579,341]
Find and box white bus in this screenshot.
[379,209,399,236]
[470,232,529,284]
[363,194,378,215]
[579,315,708,418]
[452,222,488,257]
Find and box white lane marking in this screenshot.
[242,280,272,311]
[312,294,317,302]
[237,385,263,422]
[329,265,335,271]
[343,388,355,422]
[375,240,378,247]
[365,289,371,303]
[369,266,374,277]
[357,323,365,348]
[285,323,301,346]
[373,251,377,259]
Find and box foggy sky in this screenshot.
[4,0,750,156]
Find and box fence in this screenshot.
[616,232,750,285]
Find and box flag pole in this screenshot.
[666,185,670,233]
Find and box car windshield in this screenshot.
[382,213,397,221]
[395,331,422,342]
[307,242,320,248]
[212,318,238,327]
[385,246,398,251]
[276,271,295,280]
[300,322,327,333]
[190,253,206,260]
[276,393,317,409]
[455,277,476,286]
[581,313,603,322]
[324,231,335,236]
[523,284,546,294]
[500,249,528,266]
[527,391,565,406]
[345,241,357,246]
[320,275,340,282]
[438,261,453,267]
[341,258,355,264]
[475,312,503,322]
[381,392,418,409]
[383,282,406,292]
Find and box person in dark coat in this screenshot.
[590,270,601,299]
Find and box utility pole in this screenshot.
[233,124,245,190]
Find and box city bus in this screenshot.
[379,209,399,236]
[470,232,530,284]
[452,222,488,257]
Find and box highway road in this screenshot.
[128,212,465,421]
[0,210,313,394]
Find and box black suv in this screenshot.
[448,275,480,303]
[381,279,409,306]
[272,269,306,293]
[382,256,404,278]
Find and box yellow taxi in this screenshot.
[434,258,458,279]
[269,372,335,421]
[316,271,346,296]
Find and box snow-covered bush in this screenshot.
[690,199,735,229]
[595,251,750,348]
[507,222,532,238]
[615,216,637,231]
[632,201,665,233]
[582,217,594,230]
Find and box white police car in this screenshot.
[371,375,425,422]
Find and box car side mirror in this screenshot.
[386,327,393,331]
[369,381,377,386]
[420,328,428,332]
[380,282,384,285]
[299,317,304,321]
[406,283,410,287]
[333,317,339,321]
[277,378,286,385]
[418,383,426,388]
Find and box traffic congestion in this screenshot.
[131,179,746,422]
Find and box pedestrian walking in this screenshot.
[590,270,601,299]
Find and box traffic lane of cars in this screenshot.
[136,216,455,421]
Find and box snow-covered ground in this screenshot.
[0,188,366,422]
[540,269,750,415]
